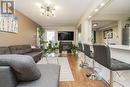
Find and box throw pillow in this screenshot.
[0,54,41,81]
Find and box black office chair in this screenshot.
[93,45,130,87]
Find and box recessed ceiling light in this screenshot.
[93,23,98,27]
[100,2,105,6]
[95,9,99,12]
[40,13,43,16]
[88,16,91,18]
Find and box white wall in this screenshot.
[45,26,77,44]
[81,20,93,44]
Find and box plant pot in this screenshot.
[71,49,76,55]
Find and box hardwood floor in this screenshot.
[59,54,109,87]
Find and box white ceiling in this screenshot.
[15,0,95,27]
[99,0,130,15]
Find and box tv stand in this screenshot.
[59,41,72,54]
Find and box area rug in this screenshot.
[37,57,74,81]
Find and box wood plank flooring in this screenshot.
[59,54,109,87]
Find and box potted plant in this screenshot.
[70,44,77,55]
[38,25,45,51]
[44,41,59,54]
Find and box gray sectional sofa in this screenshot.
[0,55,60,87]
[0,45,43,62]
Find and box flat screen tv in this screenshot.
[58,31,74,41]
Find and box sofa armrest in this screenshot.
[0,66,17,87]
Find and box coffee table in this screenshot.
[44,52,59,64]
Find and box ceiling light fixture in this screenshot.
[37,0,59,17]
[88,16,91,18]
[95,9,99,12]
[100,2,105,7]
[93,23,98,27]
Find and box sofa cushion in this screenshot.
[0,47,10,54]
[9,45,32,54]
[0,54,41,82]
[9,45,25,54]
[23,45,32,53]
[17,64,60,87]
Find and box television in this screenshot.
[58,31,74,41]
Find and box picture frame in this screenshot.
[103,29,113,39]
[0,15,18,33]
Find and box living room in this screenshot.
[1,0,130,87]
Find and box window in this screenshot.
[46,31,55,42]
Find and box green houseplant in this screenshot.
[44,41,59,53]
[38,25,45,51]
[70,44,77,55]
